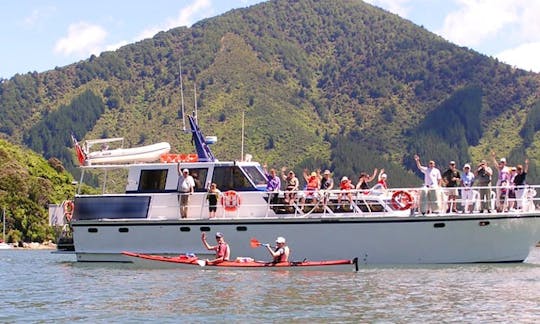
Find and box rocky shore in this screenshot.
[2,241,57,250]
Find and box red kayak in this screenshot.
[122,251,358,271]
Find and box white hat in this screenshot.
[341,176,348,182]
[381,173,387,178]
[464,163,471,169]
[276,236,286,244]
[449,161,456,165]
[500,158,506,163]
[182,168,189,173]
[323,170,331,175]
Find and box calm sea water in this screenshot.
[1,248,539,323]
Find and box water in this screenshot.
[1,249,539,323]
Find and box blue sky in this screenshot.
[1,0,539,80]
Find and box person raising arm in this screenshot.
[201,232,230,265]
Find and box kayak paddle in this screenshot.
[250,238,269,248]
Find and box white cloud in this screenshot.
[21,6,56,29]
[438,0,518,47]
[54,22,107,57]
[365,0,411,17]
[137,0,212,40]
[497,42,540,72]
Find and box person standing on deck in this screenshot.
[414,155,442,214]
[177,167,195,218]
[461,164,475,213]
[206,183,221,218]
[475,160,493,213]
[513,159,529,209]
[264,165,281,206]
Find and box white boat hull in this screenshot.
[71,214,540,264]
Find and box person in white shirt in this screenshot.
[178,167,195,218]
[414,154,442,214]
[461,164,475,213]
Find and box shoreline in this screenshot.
[1,241,57,250]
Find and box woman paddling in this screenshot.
[264,236,290,263]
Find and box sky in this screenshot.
[1,0,540,80]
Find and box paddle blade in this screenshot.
[250,238,261,248]
[196,260,206,267]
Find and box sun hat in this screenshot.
[182,168,189,173]
[381,173,387,178]
[276,236,286,244]
[464,163,471,169]
[310,171,317,177]
[323,170,331,175]
[341,176,348,182]
[450,161,455,165]
[500,158,506,163]
[215,232,223,238]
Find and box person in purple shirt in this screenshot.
[264,164,281,206]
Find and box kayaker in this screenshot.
[201,232,230,264]
[264,236,290,263]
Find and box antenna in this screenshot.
[179,60,186,132]
[193,76,198,122]
[241,111,245,161]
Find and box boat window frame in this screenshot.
[138,169,168,192]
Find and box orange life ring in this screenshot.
[63,200,75,221]
[391,190,413,210]
[186,154,198,162]
[221,190,241,212]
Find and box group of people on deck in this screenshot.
[414,153,530,214]
[201,232,290,265]
[263,164,388,209]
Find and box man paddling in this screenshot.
[264,236,290,263]
[201,232,230,265]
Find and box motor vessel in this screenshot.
[57,116,540,264]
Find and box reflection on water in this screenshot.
[1,249,539,322]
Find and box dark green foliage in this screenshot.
[405,86,483,175]
[520,101,540,147]
[23,90,106,173]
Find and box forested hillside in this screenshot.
[1,0,540,187]
[0,140,76,243]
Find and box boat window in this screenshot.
[212,166,254,191]
[139,169,168,192]
[185,168,208,192]
[243,166,267,187]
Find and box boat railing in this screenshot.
[72,184,539,221]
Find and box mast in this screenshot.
[193,77,198,121]
[241,111,245,161]
[179,60,186,132]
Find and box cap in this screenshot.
[449,161,455,165]
[500,158,506,163]
[341,176,348,182]
[511,167,517,171]
[381,173,387,178]
[276,236,286,244]
[323,170,331,175]
[215,232,223,238]
[182,168,189,173]
[480,160,487,164]
[464,163,471,169]
[310,171,317,177]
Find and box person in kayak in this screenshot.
[264,236,290,263]
[201,232,230,264]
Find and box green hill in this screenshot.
[1,0,539,186]
[0,139,76,243]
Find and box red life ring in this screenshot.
[391,190,413,210]
[63,200,75,221]
[221,190,241,212]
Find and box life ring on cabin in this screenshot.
[63,200,75,221]
[391,190,413,210]
[221,190,241,212]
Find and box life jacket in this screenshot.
[307,176,318,191]
[216,242,230,261]
[273,246,289,262]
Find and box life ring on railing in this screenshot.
[221,190,241,212]
[63,200,75,221]
[391,190,413,210]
